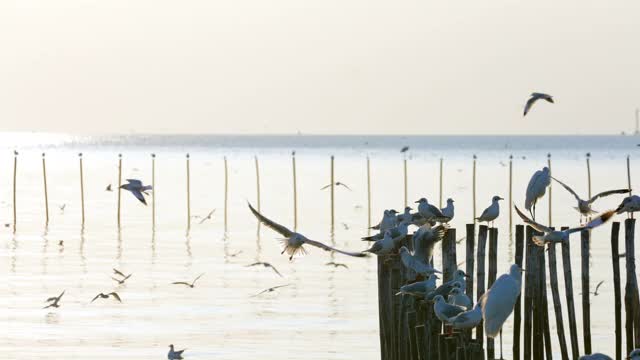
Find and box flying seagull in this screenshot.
[120,179,152,205]
[105,184,113,192]
[514,205,615,247]
[43,290,65,309]
[245,262,283,277]
[552,176,630,221]
[250,284,291,297]
[320,182,352,191]
[400,246,441,276]
[476,196,503,227]
[523,92,554,116]
[168,344,186,360]
[197,209,216,224]
[525,167,551,220]
[248,202,366,260]
[580,280,605,297]
[171,273,205,288]
[113,268,128,278]
[112,273,132,285]
[91,292,122,303]
[401,146,410,153]
[325,262,349,269]
[59,204,66,212]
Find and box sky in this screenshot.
[1,0,639,135]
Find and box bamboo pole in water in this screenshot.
[151,153,156,229]
[224,156,228,230]
[610,222,622,360]
[42,153,49,225]
[186,153,191,230]
[487,228,498,360]
[367,157,371,229]
[509,155,513,235]
[255,156,261,232]
[548,240,570,360]
[12,150,17,231]
[513,224,525,360]
[523,226,534,360]
[581,229,592,354]
[562,236,581,360]
[292,151,298,230]
[627,156,633,219]
[476,225,488,344]
[79,153,85,227]
[624,218,639,353]
[439,157,443,208]
[465,223,476,297]
[586,153,592,199]
[548,153,552,226]
[330,156,335,228]
[472,155,477,223]
[117,154,122,228]
[403,157,408,208]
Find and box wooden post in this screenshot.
[12,150,17,231]
[439,157,443,208]
[562,236,581,360]
[186,154,191,230]
[330,155,335,228]
[367,156,372,229]
[541,239,553,360]
[255,156,261,233]
[224,156,228,230]
[611,222,622,360]
[42,153,49,225]
[151,153,156,229]
[513,224,525,360]
[476,225,488,343]
[117,154,122,228]
[586,153,592,199]
[628,156,633,219]
[465,224,476,297]
[548,241,570,360]
[581,229,592,354]
[547,153,552,226]
[442,229,457,282]
[79,153,85,227]
[624,218,639,353]
[292,151,298,230]
[509,155,513,236]
[523,226,535,360]
[472,155,477,223]
[487,227,498,360]
[403,157,408,208]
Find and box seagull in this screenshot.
[364,231,396,256]
[525,167,551,220]
[523,92,554,116]
[446,304,483,329]
[248,202,366,260]
[415,198,450,222]
[401,146,410,153]
[514,205,615,247]
[105,184,112,192]
[551,176,630,221]
[361,220,410,242]
[616,195,640,214]
[400,246,441,276]
[580,280,605,296]
[448,287,473,310]
[441,199,455,221]
[370,210,398,231]
[480,264,524,338]
[426,270,470,301]
[629,349,640,360]
[433,295,466,324]
[197,209,216,224]
[171,273,205,288]
[91,292,122,303]
[341,222,349,230]
[59,204,66,212]
[395,274,439,297]
[397,207,414,223]
[245,262,283,277]
[320,182,352,191]
[412,223,449,263]
[112,273,132,285]
[579,354,612,360]
[250,284,291,297]
[325,262,349,269]
[476,196,503,227]
[120,179,152,205]
[113,268,128,278]
[168,344,186,360]
[43,290,65,309]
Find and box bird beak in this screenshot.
[464,274,471,278]
[414,201,420,203]
[499,197,504,200]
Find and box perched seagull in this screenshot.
[448,287,473,310]
[112,273,132,285]
[441,199,455,221]
[616,195,640,214]
[105,184,113,192]
[197,209,216,224]
[120,179,152,205]
[552,176,630,221]
[447,304,483,329]
[525,167,551,220]
[397,207,414,223]
[480,264,524,338]
[248,203,366,260]
[400,146,410,153]
[43,290,65,309]
[364,231,396,256]
[171,273,205,288]
[395,274,439,297]
[629,349,640,360]
[325,262,349,269]
[433,295,466,324]
[400,246,441,276]
[250,284,291,297]
[523,92,554,116]
[415,198,450,222]
[426,270,469,301]
[245,262,283,277]
[579,354,612,360]
[361,220,410,242]
[514,205,615,247]
[320,182,351,191]
[168,344,186,360]
[91,292,122,303]
[476,196,503,227]
[412,223,449,263]
[370,210,398,231]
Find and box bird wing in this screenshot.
[171,282,191,286]
[268,264,283,277]
[45,296,58,302]
[130,189,147,205]
[271,284,291,290]
[595,280,604,293]
[523,96,538,116]
[588,189,631,204]
[245,262,261,267]
[319,184,331,190]
[551,177,582,202]
[338,264,349,269]
[250,289,270,297]
[481,274,520,338]
[247,202,293,237]
[123,274,132,281]
[90,294,102,303]
[337,183,352,191]
[584,210,616,229]
[111,277,123,283]
[125,179,142,186]
[442,303,466,318]
[193,273,205,284]
[304,239,367,257]
[476,206,491,220]
[109,292,122,302]
[514,205,552,233]
[113,268,126,277]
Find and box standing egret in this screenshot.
[525,167,551,220]
[480,264,524,338]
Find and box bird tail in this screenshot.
[361,235,377,241]
[532,236,547,247]
[142,185,153,192]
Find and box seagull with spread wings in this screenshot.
[320,181,352,191]
[523,92,554,116]
[44,290,65,309]
[91,292,122,303]
[552,176,630,221]
[112,273,132,285]
[248,202,366,260]
[245,262,283,277]
[120,179,152,205]
[196,209,216,224]
[171,273,205,288]
[325,262,349,269]
[250,284,291,297]
[514,205,616,247]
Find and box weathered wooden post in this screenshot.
[403,157,408,208]
[624,218,639,353]
[466,224,476,297]
[330,155,335,229]
[42,153,49,225]
[509,155,513,237]
[562,236,581,360]
[581,229,592,354]
[12,150,17,231]
[548,239,570,360]
[541,239,552,360]
[292,151,298,230]
[367,157,372,229]
[523,226,535,360]
[487,227,498,360]
[442,229,457,282]
[586,153,592,199]
[547,153,552,226]
[79,153,85,227]
[151,153,156,229]
[611,222,622,360]
[117,154,122,228]
[514,224,525,360]
[472,155,477,223]
[476,225,488,344]
[186,153,191,230]
[439,157,443,208]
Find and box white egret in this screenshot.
[525,167,551,220]
[480,264,524,338]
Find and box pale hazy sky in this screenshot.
[1,1,639,135]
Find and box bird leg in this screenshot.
[499,329,504,359]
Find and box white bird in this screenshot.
[552,176,630,221]
[363,231,396,256]
[248,203,366,260]
[447,304,483,329]
[441,198,455,221]
[433,295,466,324]
[412,223,449,263]
[168,344,186,359]
[629,349,640,360]
[476,196,503,226]
[525,167,551,220]
[579,354,612,360]
[523,92,554,116]
[616,195,640,214]
[370,210,399,231]
[362,220,410,242]
[448,287,473,310]
[415,198,450,222]
[515,205,616,247]
[397,206,414,223]
[426,271,469,301]
[120,179,152,205]
[480,264,524,338]
[395,274,439,297]
[399,246,441,276]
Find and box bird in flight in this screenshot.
[196,209,216,224]
[59,204,66,212]
[523,92,554,116]
[112,273,132,285]
[250,284,291,297]
[91,292,122,303]
[113,268,129,278]
[325,262,349,269]
[245,262,283,277]
[400,146,410,153]
[320,182,352,191]
[552,176,630,222]
[171,273,205,288]
[120,179,152,205]
[248,202,366,260]
[581,280,605,296]
[43,290,65,309]
[105,184,113,192]
[168,344,186,360]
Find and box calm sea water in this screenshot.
[1,133,639,359]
